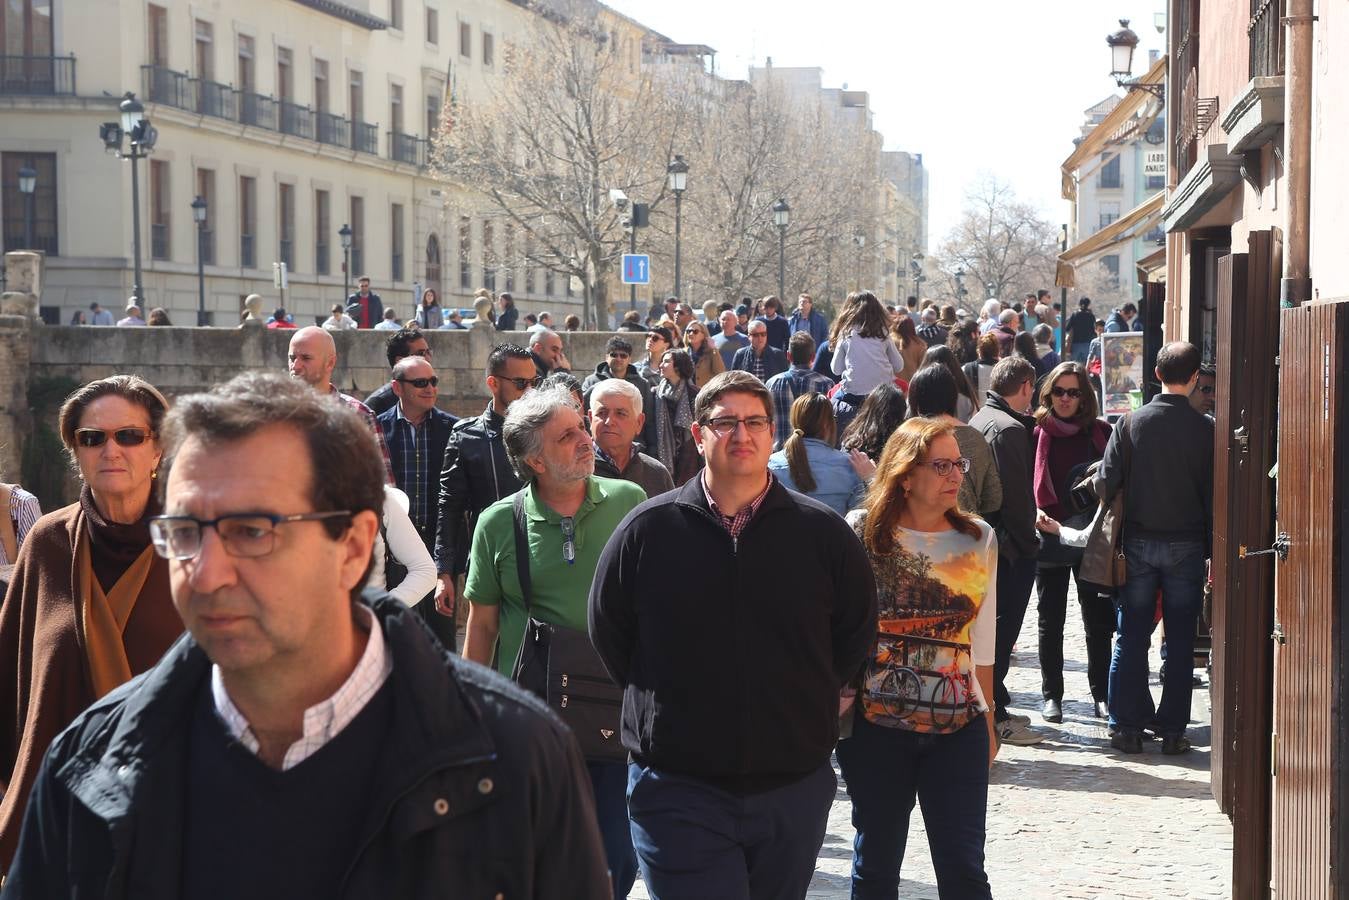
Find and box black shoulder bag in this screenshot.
[508,493,627,763]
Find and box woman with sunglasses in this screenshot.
[838,417,997,897]
[1032,361,1114,723]
[0,375,182,867]
[682,320,725,389]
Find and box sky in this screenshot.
[607,0,1168,251]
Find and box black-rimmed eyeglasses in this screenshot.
[149,511,353,560]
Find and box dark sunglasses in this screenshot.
[1050,387,1083,400]
[75,427,154,448]
[608,351,630,360]
[502,375,544,390]
[397,376,439,388]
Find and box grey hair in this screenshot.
[529,327,558,349]
[981,298,1002,319]
[503,386,582,482]
[1032,323,1054,344]
[588,378,642,415]
[998,308,1019,325]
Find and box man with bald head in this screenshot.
[529,328,571,379]
[287,326,395,484]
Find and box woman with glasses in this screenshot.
[682,320,725,388]
[0,375,182,868]
[838,417,997,898]
[906,365,1001,521]
[1032,361,1114,723]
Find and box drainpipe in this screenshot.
[1281,0,1315,307]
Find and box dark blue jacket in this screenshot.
[2,595,610,899]
[788,310,829,349]
[755,314,792,352]
[377,404,459,551]
[730,344,790,382]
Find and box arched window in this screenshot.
[425,233,441,294]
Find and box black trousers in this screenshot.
[1036,564,1115,703]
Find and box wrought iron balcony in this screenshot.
[151,223,170,260]
[315,242,330,274]
[279,238,294,269]
[238,91,276,130]
[141,64,191,109]
[353,121,378,155]
[389,131,426,166]
[316,112,350,147]
[278,101,313,139]
[240,233,256,269]
[195,79,235,120]
[0,54,76,95]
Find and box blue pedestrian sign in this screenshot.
[622,254,651,285]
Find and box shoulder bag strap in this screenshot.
[512,491,532,613]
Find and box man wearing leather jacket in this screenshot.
[433,344,536,620]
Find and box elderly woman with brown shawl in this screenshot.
[0,375,182,868]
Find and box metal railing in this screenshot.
[142,64,191,109]
[240,233,256,268]
[238,91,276,130]
[315,242,330,274]
[354,121,379,154]
[389,131,426,166]
[199,229,215,265]
[278,101,313,139]
[151,223,170,260]
[391,252,403,282]
[279,238,293,269]
[0,54,76,95]
[195,79,234,119]
[316,112,350,147]
[2,228,58,255]
[1249,0,1286,78]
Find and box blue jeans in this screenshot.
[1107,538,1206,735]
[835,714,992,899]
[1070,344,1091,364]
[993,554,1038,718]
[589,761,639,897]
[626,761,836,900]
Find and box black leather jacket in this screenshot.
[2,595,610,899]
[434,403,522,575]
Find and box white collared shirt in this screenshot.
[211,605,393,771]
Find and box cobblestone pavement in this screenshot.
[631,588,1233,899]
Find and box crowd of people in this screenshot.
[0,286,1214,898]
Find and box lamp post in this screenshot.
[191,195,208,325]
[667,155,688,300]
[954,267,968,306]
[1107,19,1165,100]
[910,253,925,301]
[772,198,790,299]
[339,223,353,302]
[17,165,36,250]
[97,92,157,304]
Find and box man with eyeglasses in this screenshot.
[589,370,877,898]
[582,336,658,451]
[463,386,646,898]
[3,372,610,897]
[365,326,433,416]
[731,320,790,383]
[433,345,534,630]
[1189,364,1216,418]
[377,357,458,646]
[287,326,395,485]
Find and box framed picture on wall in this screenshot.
[1100,332,1146,417]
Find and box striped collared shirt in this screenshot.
[701,470,773,542]
[385,403,434,540]
[211,605,392,770]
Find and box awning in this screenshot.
[1061,55,1167,201]
[1056,192,1165,287]
[1135,245,1167,284]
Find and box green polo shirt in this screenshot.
[464,475,647,675]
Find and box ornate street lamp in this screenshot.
[668,155,688,300]
[1107,19,1164,100]
[954,266,969,305]
[97,92,158,303]
[191,195,208,325]
[339,223,353,301]
[17,165,36,250]
[772,198,790,299]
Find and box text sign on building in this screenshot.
[621,254,651,285]
[1144,151,1166,177]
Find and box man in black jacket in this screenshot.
[969,357,1046,746]
[589,370,877,898]
[3,372,608,898]
[731,320,790,382]
[1097,341,1214,756]
[433,345,534,619]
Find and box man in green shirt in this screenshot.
[463,385,645,898]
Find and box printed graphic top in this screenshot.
[846,510,998,734]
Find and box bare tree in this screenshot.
[936,176,1059,305]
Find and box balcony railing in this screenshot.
[316,242,330,274]
[198,229,215,265]
[354,121,379,155]
[195,79,235,119]
[142,64,191,109]
[151,223,170,260]
[392,252,403,282]
[240,233,256,269]
[0,54,76,95]
[279,238,293,269]
[2,228,58,255]
[389,131,427,166]
[278,101,313,139]
[316,112,349,147]
[239,91,276,130]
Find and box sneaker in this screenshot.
[1000,712,1031,726]
[998,719,1046,746]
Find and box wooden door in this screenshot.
[1209,231,1280,898]
[1271,298,1349,898]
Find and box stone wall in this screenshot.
[2,319,626,510]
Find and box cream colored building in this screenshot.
[0,0,597,326]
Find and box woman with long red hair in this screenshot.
[838,417,996,897]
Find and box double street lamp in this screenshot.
[339,223,353,301]
[667,155,688,300]
[98,92,157,304]
[17,165,36,250]
[191,195,208,326]
[772,198,790,299]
